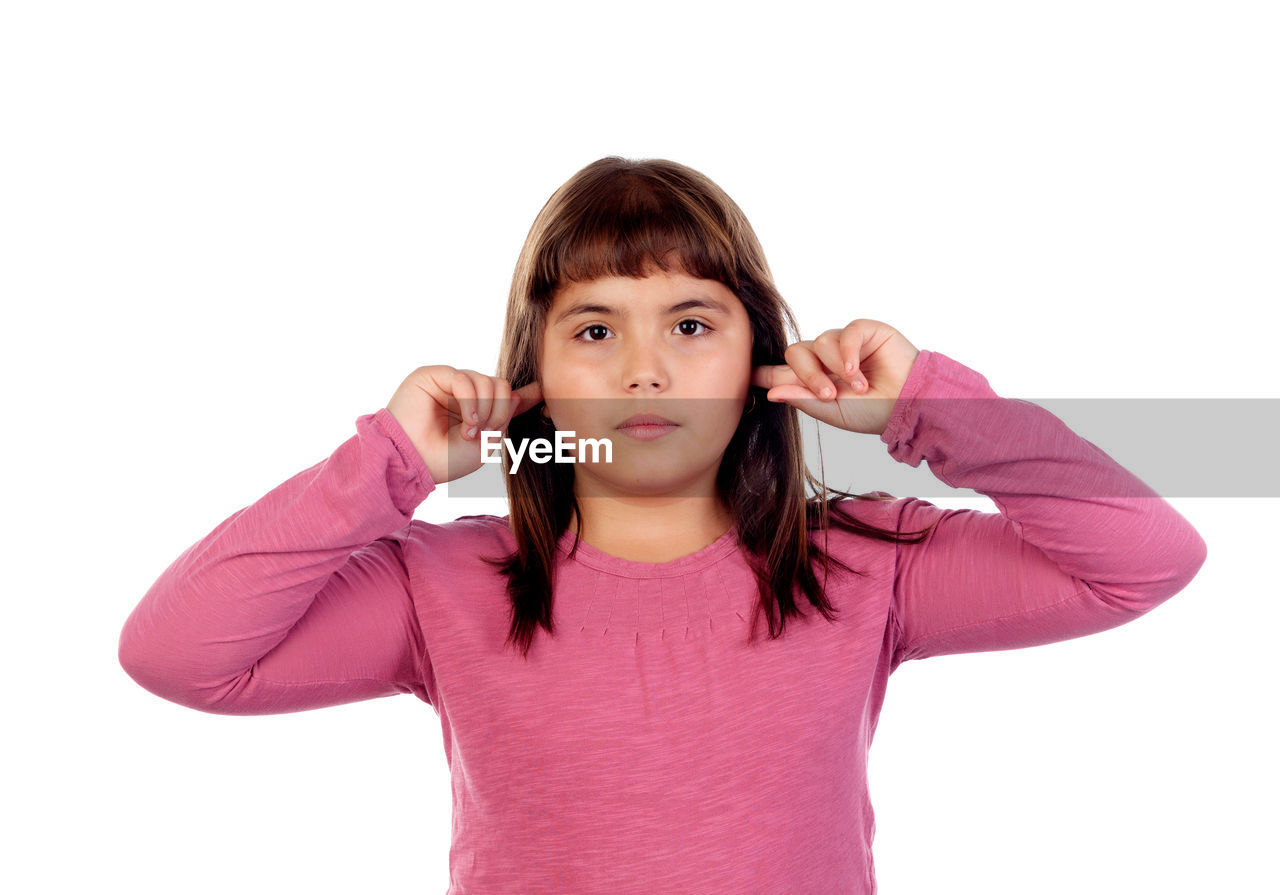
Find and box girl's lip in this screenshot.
[617,422,677,441]
[617,414,678,428]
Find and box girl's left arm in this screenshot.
[876,349,1208,667]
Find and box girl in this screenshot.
[118,156,1207,894]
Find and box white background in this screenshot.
[3,2,1275,893]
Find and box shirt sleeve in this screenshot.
[879,350,1208,668]
[117,408,439,715]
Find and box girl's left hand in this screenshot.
[751,318,921,436]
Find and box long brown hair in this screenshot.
[481,156,936,657]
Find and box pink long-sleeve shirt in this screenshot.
[118,349,1207,894]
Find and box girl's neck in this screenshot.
[567,499,734,564]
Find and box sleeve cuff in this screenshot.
[367,407,437,505]
[880,348,935,454]
[879,349,1001,469]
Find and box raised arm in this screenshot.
[878,350,1207,668]
[117,408,439,714]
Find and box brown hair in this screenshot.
[481,156,936,657]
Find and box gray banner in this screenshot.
[443,398,1280,499]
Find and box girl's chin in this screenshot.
[574,464,718,492]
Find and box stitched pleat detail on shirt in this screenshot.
[558,555,751,640]
[710,557,746,624]
[548,523,751,641]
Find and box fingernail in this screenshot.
[821,386,834,399]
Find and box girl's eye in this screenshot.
[577,324,611,342]
[573,319,713,342]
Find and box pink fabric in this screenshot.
[118,349,1207,894]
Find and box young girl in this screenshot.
[118,156,1207,894]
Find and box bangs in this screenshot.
[531,174,742,303]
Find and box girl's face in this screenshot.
[539,262,754,500]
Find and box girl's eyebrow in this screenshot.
[552,298,730,326]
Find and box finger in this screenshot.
[811,330,852,386]
[784,341,839,401]
[751,364,800,390]
[838,324,868,391]
[487,378,514,431]
[460,369,497,436]
[428,367,464,423]
[513,380,544,413]
[449,370,480,438]
[473,373,496,431]
[766,384,855,428]
[765,384,810,403]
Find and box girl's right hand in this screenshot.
[385,366,544,486]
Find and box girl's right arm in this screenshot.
[117,366,540,715]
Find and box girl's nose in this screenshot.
[622,341,668,392]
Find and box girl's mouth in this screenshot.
[616,414,679,441]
